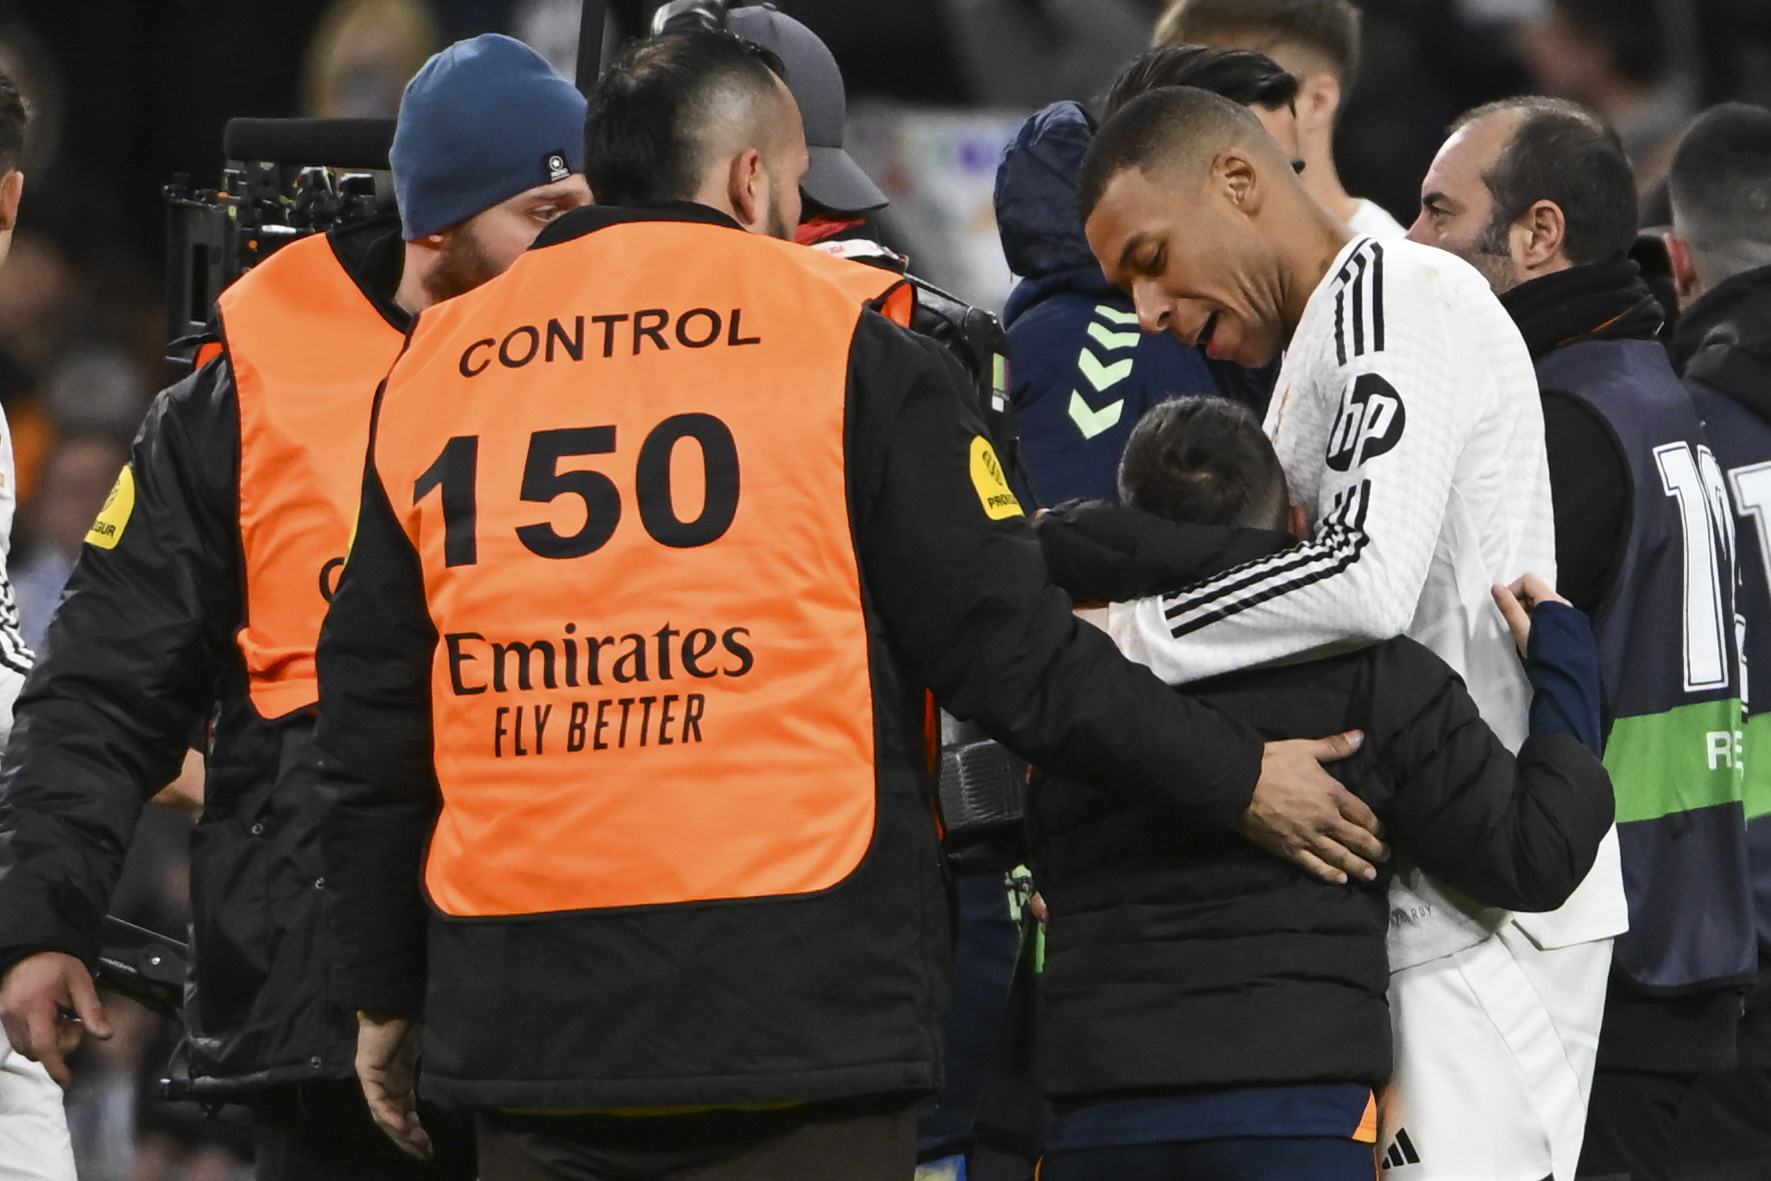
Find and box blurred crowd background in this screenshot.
[5,0,1771,1176]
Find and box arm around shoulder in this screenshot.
[1371,639,1613,912]
[848,312,1263,830]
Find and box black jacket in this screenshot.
[1670,263,1771,1070]
[1676,263,1771,419]
[1030,511,1615,1100]
[1500,259,1665,614]
[314,203,1267,1110]
[0,216,408,1096]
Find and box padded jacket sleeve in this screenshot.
[850,312,1263,832]
[311,431,438,1017]
[1361,638,1614,913]
[1033,500,1295,605]
[0,360,242,975]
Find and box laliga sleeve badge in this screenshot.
[969,436,1023,521]
[543,151,570,184]
[86,465,136,550]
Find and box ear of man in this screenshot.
[1293,70,1341,136]
[1512,198,1569,274]
[1217,145,1270,217]
[1663,231,1702,302]
[0,170,21,234]
[725,148,768,232]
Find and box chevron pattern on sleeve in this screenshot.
[1068,303,1141,441]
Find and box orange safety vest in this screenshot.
[370,217,912,918]
[217,234,407,719]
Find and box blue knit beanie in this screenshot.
[391,34,588,241]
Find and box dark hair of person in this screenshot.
[1154,0,1360,88]
[1103,46,1300,122]
[1453,97,1637,266]
[1550,0,1672,87]
[1669,103,1771,256]
[584,29,786,207]
[1076,86,1261,222]
[0,68,25,176]
[1118,396,1289,531]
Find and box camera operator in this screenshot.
[0,34,589,1181]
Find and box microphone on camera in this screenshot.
[222,118,396,171]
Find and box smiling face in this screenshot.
[1084,157,1290,367]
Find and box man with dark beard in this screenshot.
[1410,96,1756,1181]
[0,33,588,1181]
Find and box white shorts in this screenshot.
[0,1030,75,1181]
[1378,926,1612,1181]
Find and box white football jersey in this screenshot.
[0,405,33,748]
[1106,236,1625,961]
[1347,197,1409,241]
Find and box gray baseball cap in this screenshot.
[725,7,889,214]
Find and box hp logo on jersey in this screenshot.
[1326,373,1407,472]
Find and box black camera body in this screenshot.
[164,118,397,374]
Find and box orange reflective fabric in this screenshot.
[219,234,406,719]
[373,221,908,917]
[1354,1091,1378,1144]
[877,281,914,329]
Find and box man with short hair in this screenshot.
[1409,95,1755,1180]
[580,30,802,230]
[0,65,76,1181]
[0,34,590,1181]
[318,31,1378,1181]
[1665,101,1771,1179]
[1077,85,1625,1181]
[1154,0,1406,238]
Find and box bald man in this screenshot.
[1075,87,1625,1181]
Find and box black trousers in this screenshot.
[1577,1065,1771,1181]
[475,1100,918,1181]
[1578,983,1767,1181]
[1578,1068,1703,1181]
[249,1078,478,1181]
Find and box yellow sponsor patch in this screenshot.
[86,464,135,550]
[969,436,1023,520]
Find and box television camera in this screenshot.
[162,117,397,373]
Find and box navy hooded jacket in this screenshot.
[994,102,1262,504]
